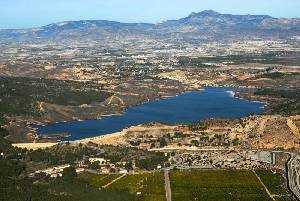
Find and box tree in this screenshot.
[191,140,199,147]
[232,138,239,146]
[33,172,50,182]
[89,161,100,170]
[110,168,116,173]
[150,143,155,149]
[65,152,77,164]
[159,138,167,148]
[62,166,77,180]
[125,161,133,171]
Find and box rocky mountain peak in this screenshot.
[189,10,221,18]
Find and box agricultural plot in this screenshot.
[170,170,274,201]
[87,170,292,201]
[89,174,121,188]
[108,173,166,201]
[255,169,293,201]
[274,197,295,201]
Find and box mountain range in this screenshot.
[1,10,300,43]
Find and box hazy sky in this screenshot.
[1,0,300,29]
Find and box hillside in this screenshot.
[1,10,300,43]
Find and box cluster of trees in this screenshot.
[0,122,167,200]
[98,145,168,170]
[255,88,300,100]
[0,137,134,201]
[0,157,134,201]
[255,72,287,80]
[0,127,12,153]
[23,143,101,165]
[178,53,282,67]
[255,88,300,115]
[189,121,207,131]
[136,154,167,170]
[0,76,111,117]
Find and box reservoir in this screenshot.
[35,87,264,141]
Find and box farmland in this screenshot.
[85,169,294,201]
[88,174,121,188]
[255,169,293,201]
[170,170,274,201]
[88,173,166,201]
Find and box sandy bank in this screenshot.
[75,123,178,146]
[12,143,58,150]
[75,131,126,146]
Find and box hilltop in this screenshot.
[1,10,300,43]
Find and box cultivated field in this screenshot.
[87,170,293,201]
[89,174,121,188]
[170,170,274,201]
[108,173,165,201]
[255,169,293,201]
[88,173,165,201]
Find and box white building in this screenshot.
[35,164,71,178]
[88,158,107,164]
[119,169,128,174]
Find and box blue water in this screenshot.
[34,87,264,141]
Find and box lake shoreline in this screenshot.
[32,88,197,127]
[33,87,265,142]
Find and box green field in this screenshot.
[109,173,166,201]
[255,169,287,195]
[87,170,293,201]
[178,53,286,67]
[274,197,295,201]
[255,169,293,201]
[89,174,121,188]
[170,170,274,201]
[89,173,165,201]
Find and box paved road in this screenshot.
[286,153,300,200]
[164,169,172,201]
